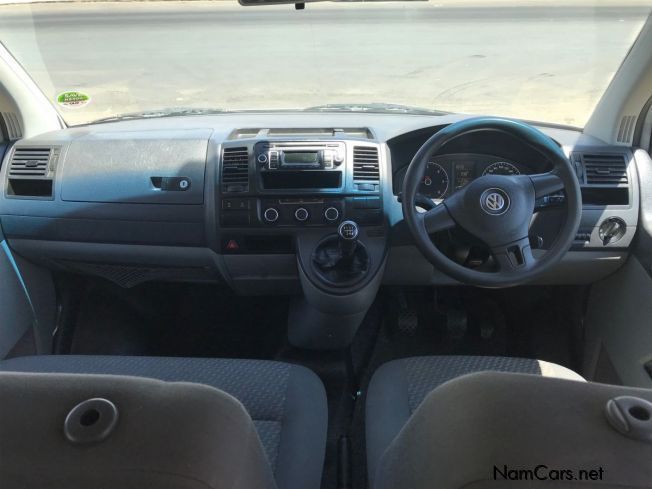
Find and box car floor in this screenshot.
[53,275,586,489]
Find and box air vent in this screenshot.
[6,146,59,198]
[353,146,380,181]
[0,112,22,141]
[617,115,636,144]
[582,153,628,185]
[222,147,249,192]
[9,147,51,177]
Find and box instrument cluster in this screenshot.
[397,153,526,200]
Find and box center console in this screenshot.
[219,138,384,234]
[218,134,388,349]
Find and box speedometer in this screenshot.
[420,162,449,199]
[483,161,520,176]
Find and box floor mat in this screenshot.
[67,280,288,359]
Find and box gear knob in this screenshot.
[338,220,359,257]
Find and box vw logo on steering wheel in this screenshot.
[486,193,504,211]
[480,188,510,215]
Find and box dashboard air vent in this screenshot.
[582,153,628,185]
[617,115,636,144]
[9,147,51,177]
[6,146,58,198]
[222,146,249,192]
[353,146,380,181]
[1,112,22,140]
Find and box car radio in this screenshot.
[255,141,345,190]
[255,141,345,170]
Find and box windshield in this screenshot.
[1,1,650,127]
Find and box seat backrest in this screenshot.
[0,371,276,489]
[376,371,652,489]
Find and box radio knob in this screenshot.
[263,208,279,223]
[257,153,268,164]
[324,207,340,222]
[295,207,310,222]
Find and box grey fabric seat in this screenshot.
[1,372,278,489]
[365,355,584,487]
[0,355,327,489]
[374,371,652,489]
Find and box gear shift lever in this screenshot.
[312,220,368,287]
[338,221,359,258]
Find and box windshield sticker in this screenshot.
[56,91,91,108]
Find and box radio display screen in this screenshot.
[282,151,319,165]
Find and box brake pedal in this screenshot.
[397,308,418,335]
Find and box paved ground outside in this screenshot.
[0,0,650,126]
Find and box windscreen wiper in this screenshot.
[304,103,449,116]
[89,107,228,125]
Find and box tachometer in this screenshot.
[483,161,520,176]
[420,162,449,199]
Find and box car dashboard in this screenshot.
[0,112,643,295]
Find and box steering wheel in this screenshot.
[402,117,582,288]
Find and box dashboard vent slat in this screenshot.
[617,115,636,144]
[222,147,250,192]
[9,147,52,177]
[1,112,23,141]
[582,153,628,185]
[353,146,380,182]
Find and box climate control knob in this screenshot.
[324,207,340,222]
[295,207,310,222]
[263,208,279,223]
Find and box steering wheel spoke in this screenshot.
[530,171,564,198]
[491,236,536,272]
[414,192,437,210]
[420,203,455,234]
